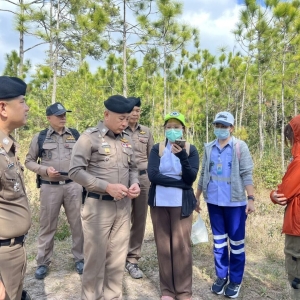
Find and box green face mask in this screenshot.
[165,129,183,142]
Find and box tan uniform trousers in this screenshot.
[0,243,26,300]
[285,235,300,300]
[81,196,131,300]
[150,206,193,300]
[127,173,150,264]
[37,181,84,266]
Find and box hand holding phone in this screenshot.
[175,139,186,148]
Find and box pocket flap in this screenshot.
[5,168,16,180]
[43,143,57,150]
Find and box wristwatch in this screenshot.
[247,195,255,201]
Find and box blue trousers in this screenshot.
[207,203,247,284]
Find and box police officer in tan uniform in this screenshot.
[0,76,31,300]
[25,103,84,280]
[69,95,140,300]
[125,97,154,279]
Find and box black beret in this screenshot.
[104,95,135,113]
[127,97,141,107]
[46,102,72,116]
[0,76,27,100]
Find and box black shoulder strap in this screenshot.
[69,128,80,141]
[38,128,49,158]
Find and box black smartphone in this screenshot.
[175,139,186,148]
[59,171,69,176]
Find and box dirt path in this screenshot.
[23,208,292,300]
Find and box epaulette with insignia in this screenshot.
[85,127,98,134]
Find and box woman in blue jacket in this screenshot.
[147,111,199,300]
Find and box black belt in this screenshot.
[0,235,26,247]
[41,179,73,185]
[139,170,147,176]
[87,192,114,201]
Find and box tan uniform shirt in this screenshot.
[0,131,31,239]
[125,124,154,171]
[69,121,139,192]
[25,126,77,181]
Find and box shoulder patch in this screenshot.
[85,127,98,134]
[139,124,150,132]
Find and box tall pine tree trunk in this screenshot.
[18,0,24,78]
[122,0,127,97]
[258,68,264,159]
[280,49,286,172]
[51,0,60,104]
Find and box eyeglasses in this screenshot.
[214,123,229,129]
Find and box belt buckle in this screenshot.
[59,181,65,185]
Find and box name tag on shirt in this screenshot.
[217,163,223,175]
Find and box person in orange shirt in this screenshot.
[270,114,300,300]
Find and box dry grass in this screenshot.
[18,137,293,299]
[23,186,292,300]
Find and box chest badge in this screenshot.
[120,138,128,143]
[121,142,132,148]
[101,142,111,148]
[139,131,146,134]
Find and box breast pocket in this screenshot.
[64,141,76,159]
[122,147,133,167]
[226,153,233,169]
[3,167,24,201]
[138,135,149,144]
[138,135,149,152]
[95,146,117,168]
[42,142,58,160]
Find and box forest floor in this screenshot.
[23,188,293,300]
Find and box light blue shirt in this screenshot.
[206,138,247,207]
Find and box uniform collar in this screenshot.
[98,121,129,139]
[97,121,109,136]
[126,123,141,132]
[48,125,67,136]
[213,137,233,148]
[0,130,18,153]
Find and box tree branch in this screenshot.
[24,41,49,53]
[0,9,17,15]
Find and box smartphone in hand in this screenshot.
[175,139,186,148]
[59,171,69,176]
